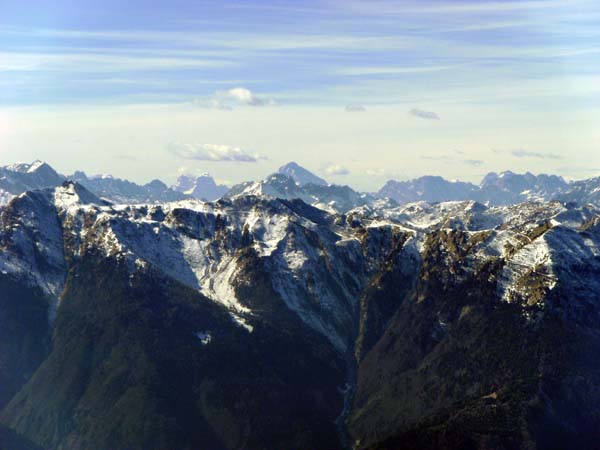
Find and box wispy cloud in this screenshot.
[0,51,230,73]
[338,0,579,15]
[167,142,265,162]
[338,65,457,76]
[493,149,562,160]
[462,159,484,167]
[326,164,350,175]
[420,154,484,166]
[408,108,440,120]
[0,27,396,52]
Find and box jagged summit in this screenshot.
[379,171,576,206]
[378,176,479,204]
[277,161,328,186]
[0,160,65,205]
[0,160,188,206]
[226,172,377,213]
[6,159,49,173]
[54,181,107,207]
[171,173,228,201]
[2,159,600,213]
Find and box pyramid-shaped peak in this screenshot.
[277,161,327,186]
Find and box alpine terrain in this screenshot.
[0,162,599,449]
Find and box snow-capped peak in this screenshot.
[5,159,53,175]
[27,159,47,173]
[277,161,328,187]
[5,161,34,173]
[53,181,106,210]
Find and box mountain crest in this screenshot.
[172,173,229,201]
[277,161,328,186]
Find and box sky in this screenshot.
[1,0,599,190]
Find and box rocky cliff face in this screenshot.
[1,183,599,449]
[348,216,600,449]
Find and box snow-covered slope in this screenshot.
[1,184,400,351]
[3,181,600,353]
[227,173,384,214]
[3,176,600,450]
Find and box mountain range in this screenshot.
[377,170,600,208]
[1,161,600,449]
[2,160,600,212]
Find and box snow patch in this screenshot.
[195,331,212,345]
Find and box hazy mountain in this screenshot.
[377,171,585,206]
[378,176,480,204]
[227,162,387,213]
[71,170,186,204]
[557,176,600,206]
[277,161,328,186]
[0,161,188,205]
[1,179,600,449]
[3,160,599,212]
[479,171,569,205]
[172,173,229,201]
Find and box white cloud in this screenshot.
[326,164,350,176]
[192,87,275,110]
[224,87,268,106]
[168,142,264,162]
[408,108,440,120]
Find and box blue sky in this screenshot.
[1,0,599,189]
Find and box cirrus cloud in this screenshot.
[493,148,562,160]
[168,142,265,162]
